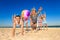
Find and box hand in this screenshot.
[39,7,43,11]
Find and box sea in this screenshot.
[0,26,60,28]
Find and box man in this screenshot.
[12,14,21,36]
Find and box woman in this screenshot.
[38,15,43,30]
[42,13,48,30]
[21,10,29,35]
[30,7,42,32]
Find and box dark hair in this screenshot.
[16,15,20,17]
[40,15,43,20]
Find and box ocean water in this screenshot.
[0,26,60,28]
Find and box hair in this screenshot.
[41,16,43,20]
[40,14,43,20]
[16,15,20,17]
[31,8,37,16]
[14,15,21,19]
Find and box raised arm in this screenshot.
[44,12,46,18]
[37,7,43,15]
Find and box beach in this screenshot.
[0,28,60,40]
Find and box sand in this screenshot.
[0,28,60,40]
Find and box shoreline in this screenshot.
[0,27,60,28]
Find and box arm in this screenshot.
[44,12,46,18]
[12,15,16,28]
[12,15,16,36]
[30,18,33,26]
[37,7,43,15]
[30,14,33,26]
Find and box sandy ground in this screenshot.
[0,28,60,40]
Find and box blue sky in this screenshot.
[0,0,60,26]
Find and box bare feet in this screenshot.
[12,28,15,37]
[21,31,24,35]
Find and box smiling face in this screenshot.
[13,15,20,24]
[31,10,36,15]
[16,17,20,21]
[32,10,36,14]
[15,15,20,24]
[31,8,36,15]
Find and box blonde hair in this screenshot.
[31,8,37,16]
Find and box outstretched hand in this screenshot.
[38,7,43,11]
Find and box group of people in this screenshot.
[12,7,48,36]
[37,12,48,30]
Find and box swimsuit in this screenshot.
[38,18,42,23]
[30,13,40,24]
[31,15,37,24]
[43,18,47,24]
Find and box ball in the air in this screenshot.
[21,10,30,20]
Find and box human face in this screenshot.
[16,17,20,22]
[32,10,36,14]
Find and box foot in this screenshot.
[12,29,15,37]
[21,30,24,35]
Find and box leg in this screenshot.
[19,20,22,33]
[43,23,45,30]
[34,23,37,30]
[12,23,16,37]
[38,22,40,30]
[38,23,40,30]
[26,21,28,31]
[40,23,42,30]
[45,23,48,30]
[31,24,34,32]
[33,23,37,32]
[21,20,24,35]
[30,21,33,32]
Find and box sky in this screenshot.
[0,0,60,26]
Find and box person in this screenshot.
[30,7,42,32]
[38,15,43,30]
[42,12,48,30]
[21,11,29,35]
[12,14,21,36]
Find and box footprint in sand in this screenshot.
[1,31,9,39]
[16,32,21,36]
